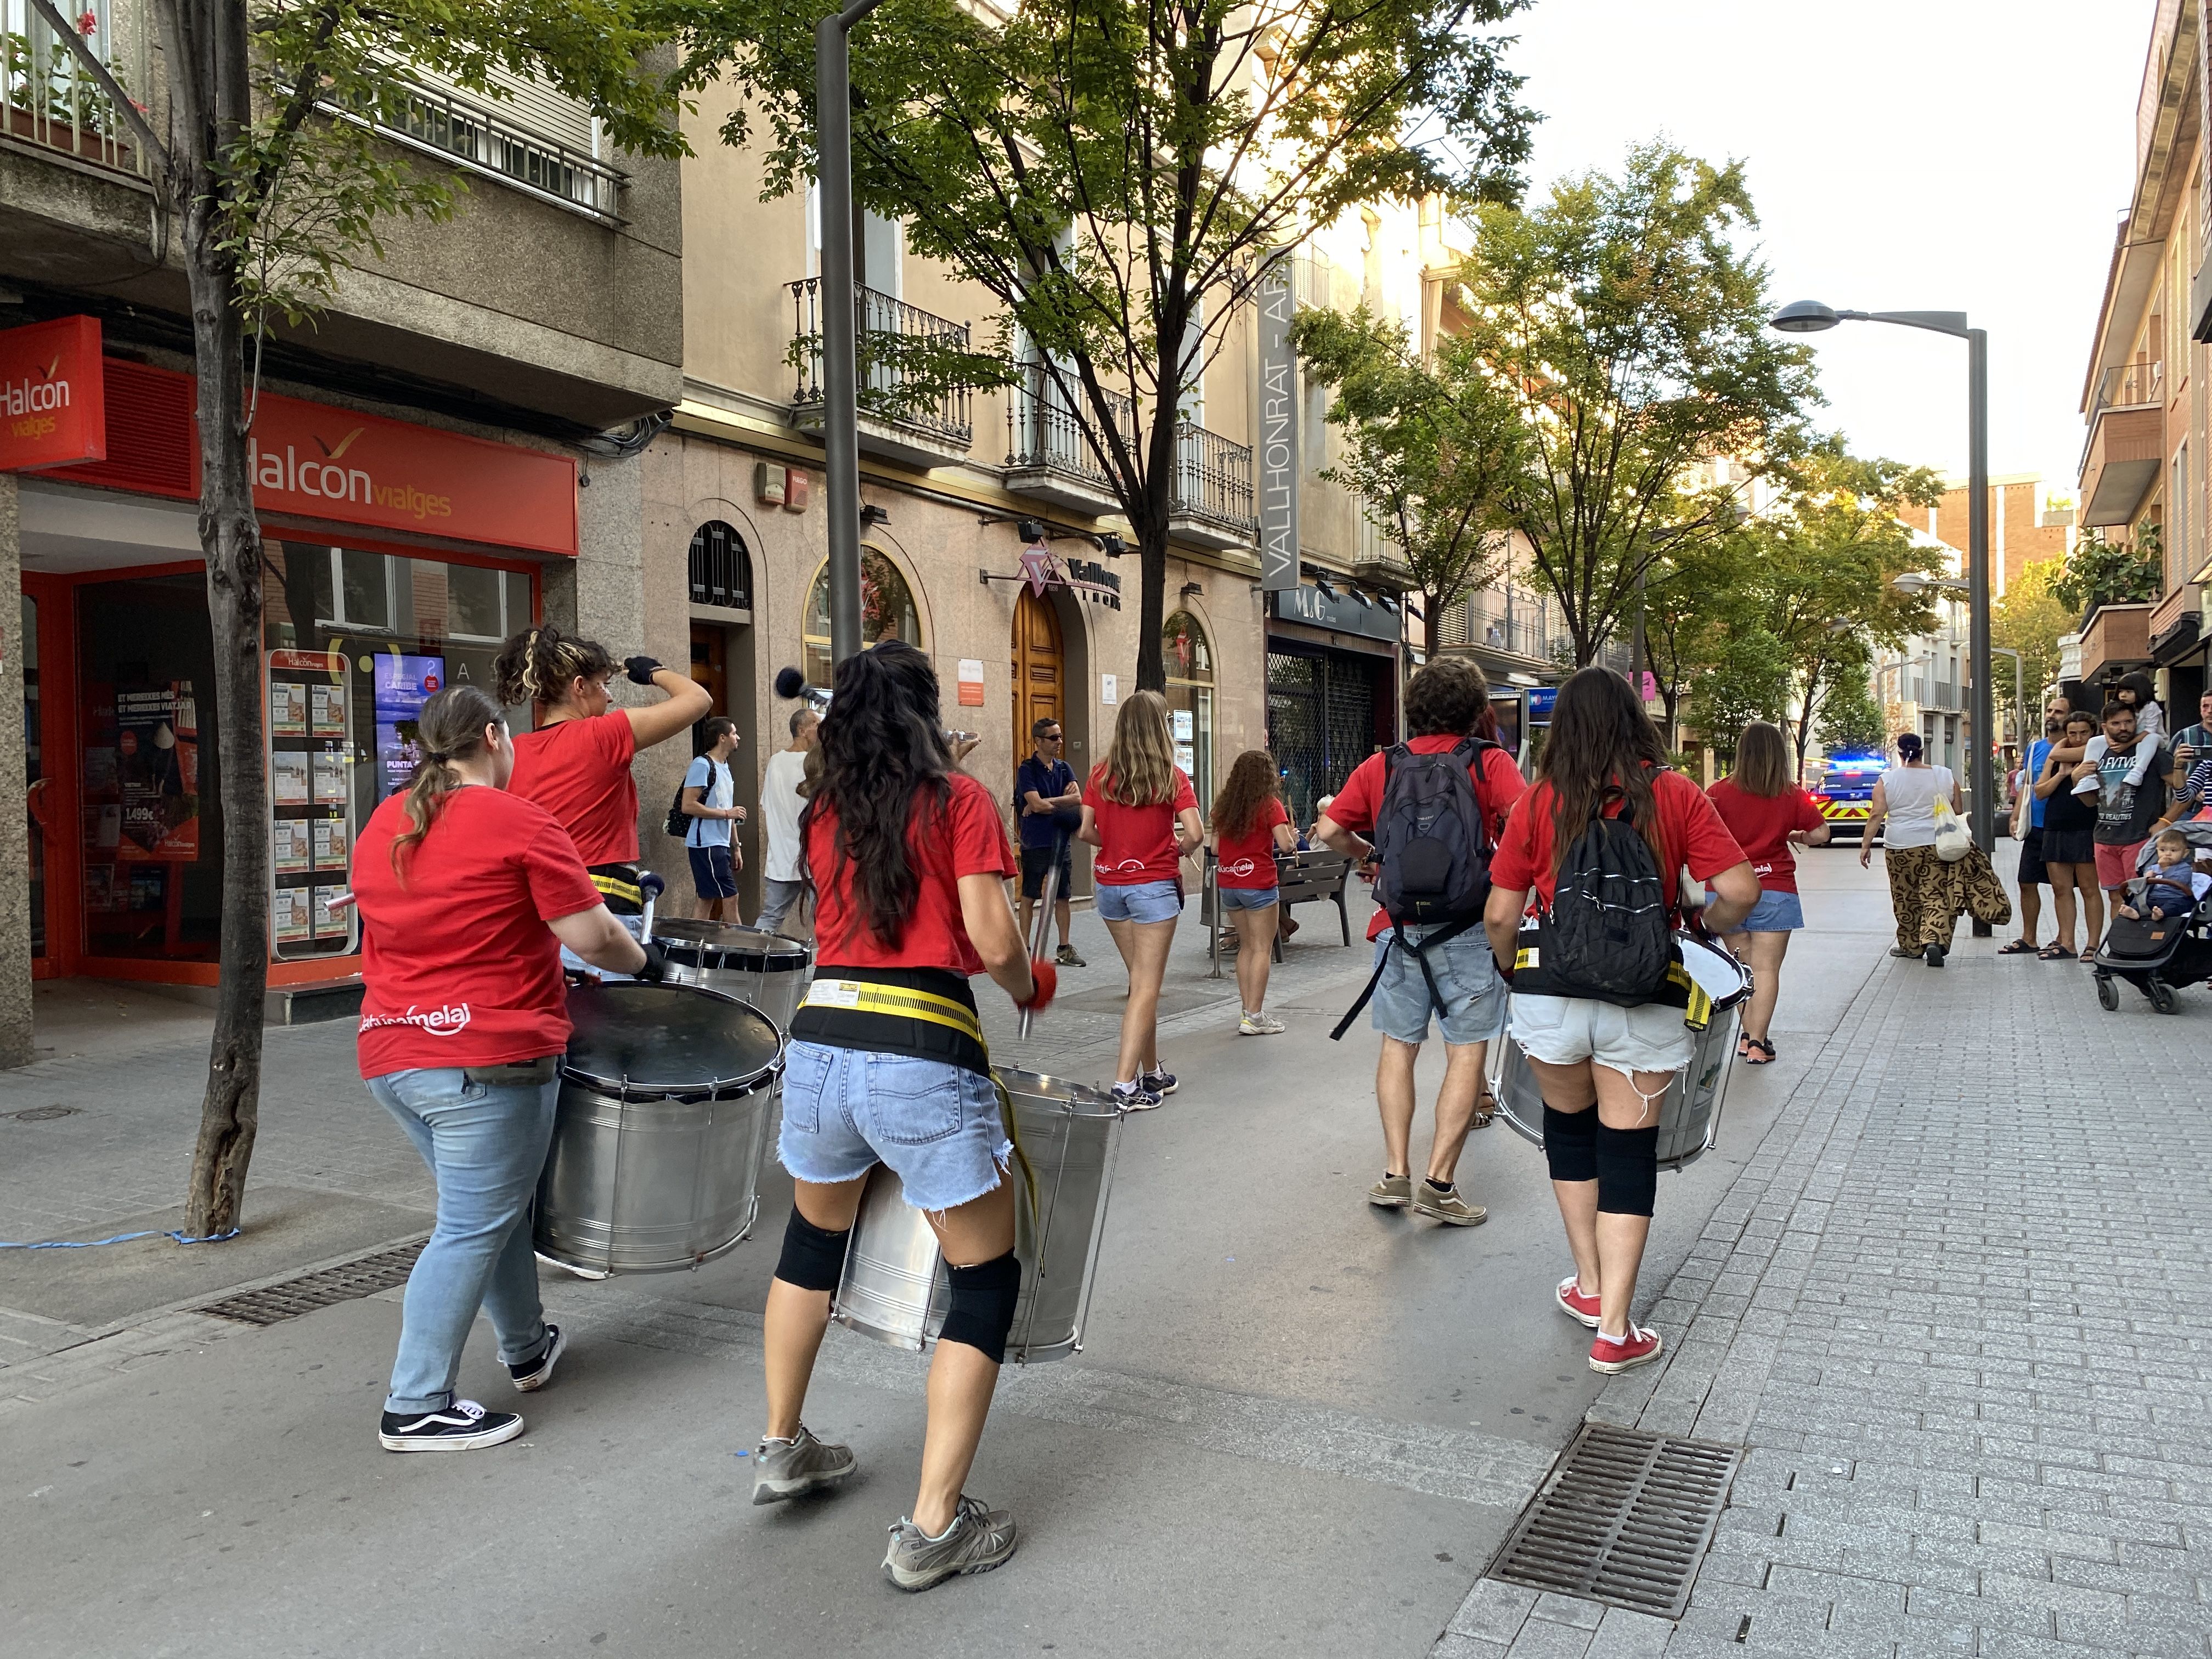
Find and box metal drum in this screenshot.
[651,920,812,1031]
[1488,1004,1740,1170]
[832,1069,1124,1364]
[534,981,783,1276]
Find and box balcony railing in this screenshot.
[788,278,975,451]
[1170,419,1255,531]
[1436,584,1553,658]
[325,75,624,221]
[3,0,154,179]
[2094,359,2163,414]
[1005,369,1137,488]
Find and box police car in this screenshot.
[1810,753,1887,844]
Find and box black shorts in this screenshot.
[1020,844,1073,900]
[2016,825,2050,886]
[2040,827,2096,867]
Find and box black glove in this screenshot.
[634,939,670,983]
[624,654,664,687]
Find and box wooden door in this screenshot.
[690,620,726,735]
[1010,588,1064,758]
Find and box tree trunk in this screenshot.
[173,0,270,1239]
[1423,590,1443,658]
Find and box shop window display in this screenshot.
[803,548,922,690]
[1163,608,1215,808]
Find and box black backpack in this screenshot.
[1329,738,1497,1040]
[1519,793,1673,1006]
[664,759,702,840]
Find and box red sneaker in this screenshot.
[1589,1325,1664,1374]
[1555,1277,1601,1328]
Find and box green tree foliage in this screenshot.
[1289,306,1525,653]
[1818,672,1886,759]
[42,0,692,1233]
[1454,142,1821,664]
[1993,556,2073,730]
[2050,529,2160,616]
[1688,628,1791,764]
[1640,533,1765,738]
[693,0,1537,689]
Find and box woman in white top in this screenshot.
[1860,732,1964,966]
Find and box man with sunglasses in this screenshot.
[1016,718,1086,967]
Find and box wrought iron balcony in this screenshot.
[1168,419,1256,549]
[3,0,154,179]
[788,278,976,466]
[1005,369,1136,512]
[365,77,625,220]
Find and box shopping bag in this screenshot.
[1931,797,1970,862]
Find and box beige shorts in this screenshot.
[1508,994,1694,1080]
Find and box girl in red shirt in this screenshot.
[495,624,712,930]
[1209,749,1297,1035]
[1704,721,1829,1064]
[1079,690,1204,1108]
[1482,668,1757,1376]
[752,641,1052,1592]
[350,685,657,1454]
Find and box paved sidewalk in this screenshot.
[1437,845,2212,1659]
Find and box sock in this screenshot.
[1424,1177,1454,1193]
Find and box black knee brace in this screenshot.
[1543,1105,1599,1184]
[1594,1122,1660,1217]
[775,1209,851,1292]
[938,1250,1022,1364]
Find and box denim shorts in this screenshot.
[1369,926,1506,1046]
[1218,885,1279,911]
[1706,887,1804,932]
[1097,878,1182,924]
[776,1040,1011,1212]
[1510,994,1693,1081]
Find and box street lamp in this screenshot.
[817,0,893,667]
[1772,300,1994,854]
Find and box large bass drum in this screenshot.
[650,920,812,1031]
[832,1069,1123,1364]
[535,981,783,1276]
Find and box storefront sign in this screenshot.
[0,315,106,472]
[114,682,199,862]
[956,658,985,708]
[1100,673,1118,706]
[1256,256,1299,592]
[1007,543,1122,608]
[1527,686,1558,725]
[1269,582,1400,644]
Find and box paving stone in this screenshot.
[1530,1594,1606,1630]
[1448,1578,1539,1645]
[1582,1607,1671,1659]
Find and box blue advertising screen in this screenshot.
[373,654,444,797]
[1526,686,1558,726]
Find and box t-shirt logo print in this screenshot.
[1218,856,1261,879]
[359,1002,473,1037]
[1102,855,1152,874]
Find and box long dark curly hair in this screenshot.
[1210,749,1280,841]
[1539,667,1666,876]
[799,640,953,949]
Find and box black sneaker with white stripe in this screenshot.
[506,1323,566,1392]
[379,1398,525,1452]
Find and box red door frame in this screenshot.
[22,569,81,979]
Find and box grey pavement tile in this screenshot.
[1530,1594,1607,1630]
[1434,1637,1512,1659]
[1448,1579,1539,1644]
[1583,1607,1672,1659]
[1500,1612,1599,1659]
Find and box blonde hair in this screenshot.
[1098,690,1178,805]
[493,624,614,710]
[389,685,505,880]
[1731,722,1792,798]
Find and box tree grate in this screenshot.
[195,1240,427,1325]
[1487,1421,1741,1620]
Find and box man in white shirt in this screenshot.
[682,717,746,922]
[756,708,819,936]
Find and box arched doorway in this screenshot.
[802,546,923,689]
[1163,608,1215,807]
[1011,587,1065,761]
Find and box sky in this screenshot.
[1495,0,2158,499]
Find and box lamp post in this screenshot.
[1773,300,1994,854]
[818,0,892,668]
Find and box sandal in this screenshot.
[2037,943,2070,961]
[1472,1090,1497,1129]
[1742,1037,1776,1065]
[1997,939,2039,955]
[2079,947,2097,963]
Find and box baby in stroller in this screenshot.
[2094,821,2212,1014]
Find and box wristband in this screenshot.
[634,939,670,983]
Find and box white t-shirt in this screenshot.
[761,748,809,883]
[683,755,733,849]
[1881,764,1954,849]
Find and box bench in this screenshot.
[1201,848,1354,977]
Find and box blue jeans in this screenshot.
[368,1066,560,1414]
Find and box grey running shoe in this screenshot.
[1367,1173,1412,1208]
[882,1494,1019,1591]
[751,1424,857,1505]
[1056,944,1086,968]
[1412,1182,1488,1226]
[1239,1011,1286,1035]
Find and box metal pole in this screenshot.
[1967,328,1993,855]
[817,0,889,669]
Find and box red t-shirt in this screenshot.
[508,712,639,866]
[1325,735,1528,940]
[1706,779,1825,893]
[808,772,1017,975]
[1087,764,1199,885]
[351,787,605,1077]
[1215,797,1290,889]
[1491,768,1747,913]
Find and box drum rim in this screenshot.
[563,979,787,1097]
[656,941,811,973]
[992,1066,1120,1116]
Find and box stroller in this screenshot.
[2092,818,2212,1015]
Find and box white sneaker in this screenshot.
[1239,1011,1286,1035]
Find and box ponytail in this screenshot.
[389,684,506,882]
[493,624,615,710]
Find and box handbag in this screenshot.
[1931,797,1970,862]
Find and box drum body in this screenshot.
[535,981,783,1276]
[1488,1001,1740,1171]
[832,1068,1122,1363]
[650,920,812,1031]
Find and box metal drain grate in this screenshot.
[196,1240,427,1325]
[1488,1422,1741,1620]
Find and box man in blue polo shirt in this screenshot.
[2004,696,2068,955]
[1015,716,1085,967]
